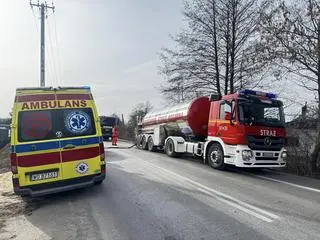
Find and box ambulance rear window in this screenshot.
[18,110,54,142]
[18,108,96,142]
[59,108,96,138]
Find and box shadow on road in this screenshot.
[25,187,92,212]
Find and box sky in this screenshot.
[0,0,184,119]
[0,0,315,122]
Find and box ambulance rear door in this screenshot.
[16,109,64,187]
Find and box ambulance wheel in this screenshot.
[207,143,225,170]
[148,137,155,152]
[141,136,148,150]
[165,139,177,157]
[95,180,103,185]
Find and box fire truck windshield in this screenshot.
[238,98,285,127]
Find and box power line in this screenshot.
[30,1,55,87]
[31,3,55,84]
[46,17,58,86]
[45,26,54,86]
[31,5,39,33]
[52,11,63,86]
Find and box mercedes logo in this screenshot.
[264,137,272,146]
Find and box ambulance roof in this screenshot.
[15,86,91,95]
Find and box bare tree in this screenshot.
[260,0,320,174]
[160,74,201,103]
[126,102,153,140]
[159,0,269,102]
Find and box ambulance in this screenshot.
[10,86,106,196]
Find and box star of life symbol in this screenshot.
[65,111,90,134]
[76,162,89,174]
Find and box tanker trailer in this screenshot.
[137,96,211,156]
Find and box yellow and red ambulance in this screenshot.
[10,86,105,196]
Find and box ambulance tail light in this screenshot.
[12,178,20,190]
[101,164,106,174]
[100,152,105,162]
[99,142,105,161]
[99,142,106,174]
[10,153,18,174]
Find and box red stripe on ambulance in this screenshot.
[18,152,60,167]
[61,147,99,162]
[56,94,92,100]
[15,94,91,102]
[17,147,100,167]
[16,94,55,102]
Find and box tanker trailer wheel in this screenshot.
[135,135,143,149]
[207,143,225,170]
[141,136,148,150]
[165,139,177,157]
[148,137,155,152]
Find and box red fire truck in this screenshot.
[136,89,287,169]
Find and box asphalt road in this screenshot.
[7,142,320,240]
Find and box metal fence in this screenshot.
[0,125,9,149]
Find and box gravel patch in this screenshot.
[0,172,26,218]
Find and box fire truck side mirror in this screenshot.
[210,94,221,101]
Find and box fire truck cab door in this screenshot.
[218,100,237,145]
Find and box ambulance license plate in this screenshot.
[30,171,58,181]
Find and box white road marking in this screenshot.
[197,188,274,223]
[117,150,279,222]
[252,175,320,193]
[147,161,279,220]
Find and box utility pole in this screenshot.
[30,1,55,87]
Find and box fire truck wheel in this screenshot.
[148,137,155,152]
[207,143,225,170]
[141,136,148,150]
[165,139,177,157]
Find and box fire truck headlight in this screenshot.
[242,150,253,161]
[281,151,288,160]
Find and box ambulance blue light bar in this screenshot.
[239,89,277,99]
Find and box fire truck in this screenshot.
[136,89,287,169]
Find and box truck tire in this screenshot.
[136,135,144,149]
[207,143,225,170]
[148,137,155,152]
[141,136,148,150]
[165,139,177,157]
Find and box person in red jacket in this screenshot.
[112,126,118,146]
